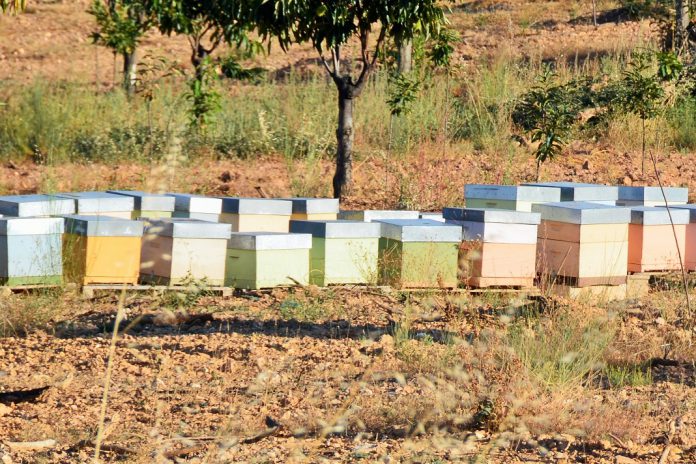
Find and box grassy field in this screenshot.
[0,0,694,462]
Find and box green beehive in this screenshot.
[376,219,461,288]
[290,220,381,286]
[225,232,312,289]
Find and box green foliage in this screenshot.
[89,0,153,55]
[427,29,459,69]
[219,56,266,82]
[184,57,221,129]
[603,363,652,388]
[656,51,683,82]
[619,0,671,20]
[512,69,590,173]
[387,73,421,116]
[0,0,24,13]
[616,53,665,121]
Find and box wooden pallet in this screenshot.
[81,284,232,298]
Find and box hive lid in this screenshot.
[0,194,76,217]
[338,210,420,222]
[107,190,176,212]
[630,206,691,225]
[289,220,381,238]
[618,186,689,202]
[669,204,696,222]
[376,219,462,242]
[419,212,445,222]
[227,232,312,250]
[0,217,64,235]
[166,193,223,214]
[531,202,631,224]
[464,184,561,202]
[443,207,541,225]
[143,218,231,239]
[57,192,134,213]
[282,197,340,214]
[522,182,619,201]
[64,215,144,237]
[220,198,293,215]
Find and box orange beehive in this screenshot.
[627,207,690,273]
[671,205,696,271]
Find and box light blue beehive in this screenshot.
[0,194,75,217]
[0,217,64,285]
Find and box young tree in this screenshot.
[253,0,446,198]
[89,0,154,97]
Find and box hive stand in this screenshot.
[464,184,561,212]
[107,190,176,219]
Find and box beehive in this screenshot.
[58,192,134,219]
[0,217,64,285]
[444,208,540,288]
[464,184,561,211]
[166,193,223,222]
[376,219,461,288]
[225,232,312,289]
[219,198,293,232]
[523,182,618,204]
[533,202,630,287]
[0,194,75,217]
[289,220,381,286]
[616,186,689,206]
[671,204,696,270]
[627,207,689,273]
[107,190,176,219]
[140,218,231,286]
[338,210,420,222]
[285,198,339,221]
[63,215,143,285]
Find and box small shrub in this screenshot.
[0,292,65,337]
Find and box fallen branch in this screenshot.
[6,439,56,451]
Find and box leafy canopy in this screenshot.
[89,0,153,55]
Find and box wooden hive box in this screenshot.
[166,193,223,222]
[107,190,176,219]
[57,192,135,219]
[284,198,339,221]
[523,182,619,205]
[63,215,144,285]
[671,204,696,271]
[627,207,689,273]
[616,186,688,206]
[444,208,540,288]
[339,210,420,222]
[289,220,381,286]
[140,218,231,286]
[225,232,312,289]
[533,202,631,287]
[0,194,75,217]
[464,184,561,212]
[219,198,293,232]
[0,217,64,285]
[376,219,461,288]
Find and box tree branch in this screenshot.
[355,27,386,94]
[331,46,341,77]
[319,54,336,79]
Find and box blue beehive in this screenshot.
[0,217,64,285]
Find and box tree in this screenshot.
[252,0,446,199]
[675,0,690,53]
[89,0,154,97]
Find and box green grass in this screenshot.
[603,363,653,388]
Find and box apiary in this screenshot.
[166,193,223,222]
[523,182,618,204]
[57,192,134,219]
[338,210,420,222]
[533,202,630,287]
[671,204,696,271]
[289,220,381,286]
[444,208,540,288]
[0,194,75,217]
[63,215,143,285]
[219,198,293,232]
[107,190,176,219]
[627,207,689,273]
[225,232,312,289]
[376,219,461,288]
[464,184,561,212]
[285,198,339,221]
[0,217,64,285]
[140,218,231,286]
[616,186,688,207]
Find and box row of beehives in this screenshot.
[0,183,693,295]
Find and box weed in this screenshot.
[0,291,65,337]
[603,362,653,388]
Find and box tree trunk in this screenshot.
[397,39,413,74]
[592,0,597,27]
[192,44,209,85]
[122,49,137,98]
[676,0,690,51]
[333,86,354,199]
